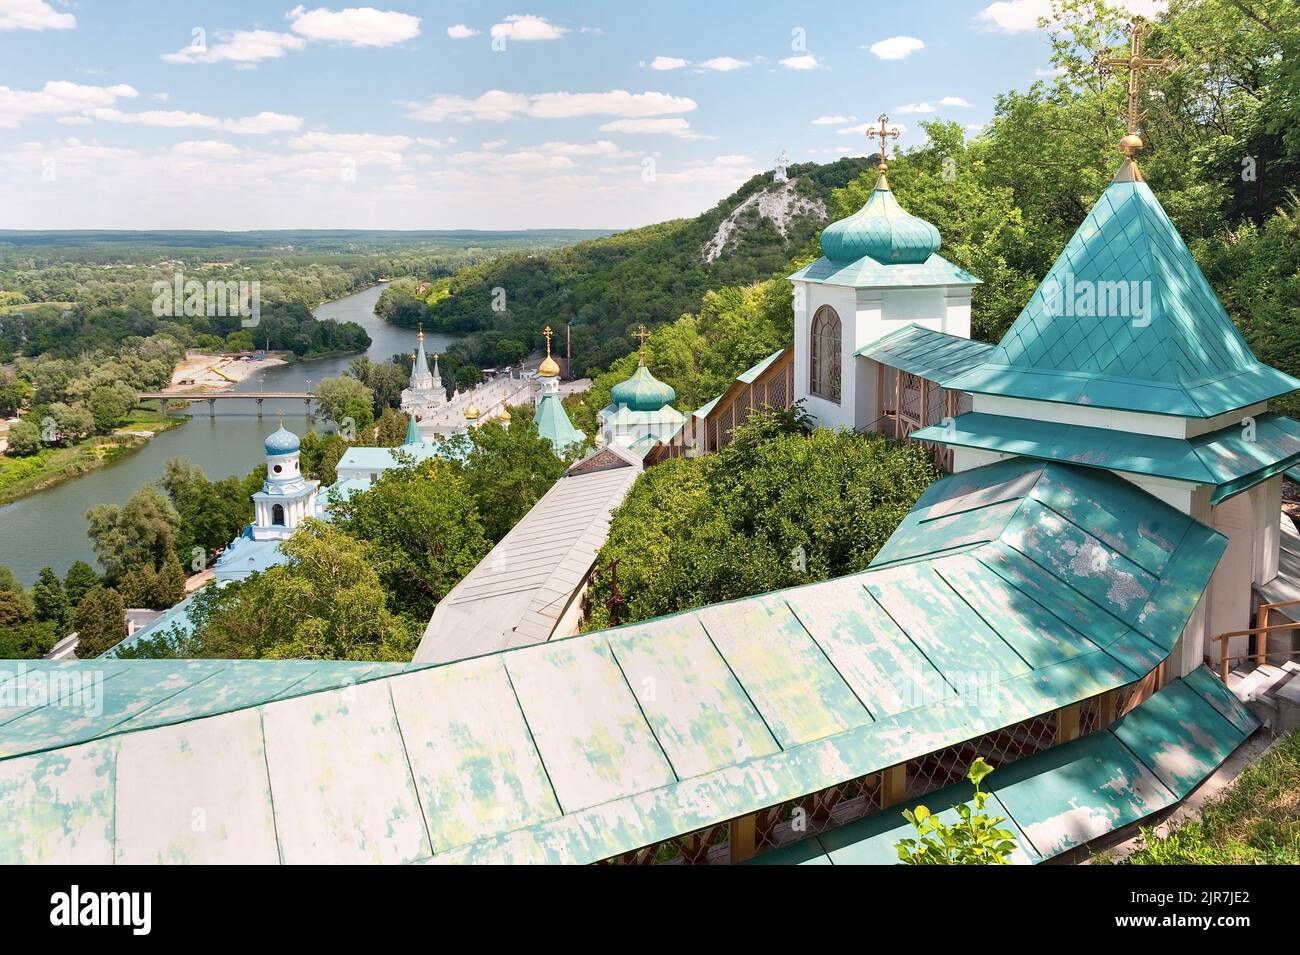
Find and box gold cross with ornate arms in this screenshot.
[543,325,553,357]
[1095,17,1175,149]
[865,114,901,171]
[633,323,650,364]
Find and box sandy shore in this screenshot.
[165,351,287,393]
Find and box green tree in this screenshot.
[896,758,1018,865]
[154,548,186,608]
[185,520,418,660]
[86,485,181,584]
[462,419,567,541]
[72,585,126,658]
[31,567,71,633]
[376,407,409,446]
[88,384,132,433]
[585,411,936,629]
[315,375,375,437]
[4,418,43,456]
[0,589,34,627]
[63,561,100,606]
[495,338,526,367]
[332,457,490,618]
[0,621,57,659]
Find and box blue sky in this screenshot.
[0,1,1164,230]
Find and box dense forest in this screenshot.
[375,158,872,373]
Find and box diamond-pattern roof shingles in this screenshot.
[950,180,1299,417]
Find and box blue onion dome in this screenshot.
[611,362,676,411]
[264,426,300,455]
[819,171,941,265]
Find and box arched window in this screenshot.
[810,305,842,402]
[272,504,285,526]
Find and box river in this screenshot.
[0,284,455,583]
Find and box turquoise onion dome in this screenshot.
[264,425,300,456]
[819,169,941,265]
[611,361,676,412]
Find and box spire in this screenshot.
[412,323,432,380]
[1094,16,1176,184]
[404,414,422,445]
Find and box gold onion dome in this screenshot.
[464,402,481,420]
[539,324,561,377]
[495,406,511,421]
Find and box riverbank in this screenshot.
[166,351,288,393]
[0,407,186,507]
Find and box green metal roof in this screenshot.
[610,362,677,412]
[947,179,1300,417]
[789,252,981,290]
[749,666,1257,864]
[856,324,995,386]
[533,392,584,454]
[913,411,1300,504]
[819,177,941,266]
[0,458,1225,864]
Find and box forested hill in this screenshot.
[411,157,872,374]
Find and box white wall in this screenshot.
[790,279,973,432]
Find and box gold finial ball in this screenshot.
[1119,133,1144,157]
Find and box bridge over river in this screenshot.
[139,391,315,417]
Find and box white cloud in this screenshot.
[812,115,855,125]
[598,117,700,139]
[480,138,507,150]
[490,14,567,42]
[1035,66,1065,78]
[287,5,421,47]
[447,24,478,39]
[0,0,74,31]
[940,96,975,107]
[172,140,244,159]
[537,140,636,158]
[977,0,1166,33]
[409,89,696,123]
[697,56,749,72]
[416,135,457,147]
[779,54,820,70]
[446,149,575,172]
[648,56,687,71]
[162,30,306,65]
[85,108,302,134]
[0,80,136,127]
[869,36,924,60]
[290,131,412,152]
[896,102,935,114]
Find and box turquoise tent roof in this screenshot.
[819,175,941,265]
[749,667,1257,865]
[610,362,676,412]
[913,411,1300,504]
[0,458,1226,864]
[948,178,1300,417]
[856,324,995,386]
[404,415,422,445]
[264,426,300,455]
[534,393,584,454]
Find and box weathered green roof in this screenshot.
[913,411,1300,504]
[0,458,1224,864]
[789,253,981,290]
[856,324,995,386]
[749,666,1257,864]
[610,362,676,412]
[404,414,421,445]
[533,393,584,454]
[948,179,1300,417]
[819,177,941,266]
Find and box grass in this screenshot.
[0,404,186,506]
[1119,730,1300,864]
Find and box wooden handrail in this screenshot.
[1213,593,1300,681]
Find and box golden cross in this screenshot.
[865,114,901,170]
[633,323,650,363]
[1096,17,1175,141]
[542,325,553,357]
